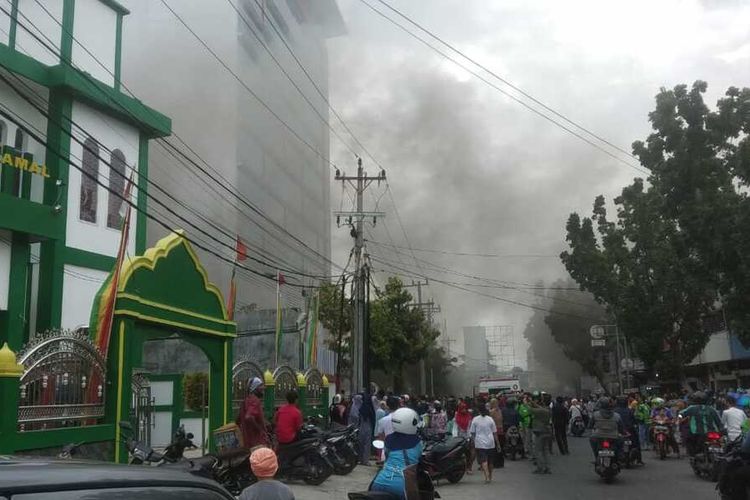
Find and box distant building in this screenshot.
[463,326,490,377]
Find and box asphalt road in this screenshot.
[289,434,720,500]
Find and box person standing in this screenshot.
[470,403,499,483]
[529,392,552,474]
[359,391,377,466]
[721,395,748,442]
[238,447,294,500]
[329,394,348,430]
[551,396,569,455]
[430,401,448,439]
[275,391,303,445]
[237,377,269,449]
[455,401,474,474]
[518,394,533,460]
[488,398,504,467]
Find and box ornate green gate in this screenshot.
[93,231,236,462]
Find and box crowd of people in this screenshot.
[233,377,750,499]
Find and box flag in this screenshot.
[306,291,320,367]
[227,267,237,320]
[275,271,285,365]
[90,170,135,356]
[235,235,248,262]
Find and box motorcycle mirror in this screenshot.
[372,440,385,450]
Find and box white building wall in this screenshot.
[120,0,337,321]
[66,99,138,256]
[72,0,117,86]
[15,0,63,66]
[690,330,733,365]
[60,265,108,329]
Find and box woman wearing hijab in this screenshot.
[371,408,423,499]
[359,391,377,465]
[455,400,474,474]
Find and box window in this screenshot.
[12,128,25,195]
[107,149,126,229]
[79,138,99,223]
[0,120,6,143]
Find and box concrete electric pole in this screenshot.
[334,158,385,393]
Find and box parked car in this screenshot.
[0,457,235,499]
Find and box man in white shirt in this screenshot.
[375,396,399,439]
[470,404,499,483]
[722,396,748,442]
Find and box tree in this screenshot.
[560,81,750,382]
[369,277,441,392]
[318,281,352,382]
[631,82,750,345]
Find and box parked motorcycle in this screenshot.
[118,421,195,465]
[717,437,750,500]
[299,422,359,475]
[621,433,641,469]
[570,417,586,437]
[593,438,620,483]
[504,426,524,461]
[421,435,469,484]
[188,447,256,496]
[690,431,724,481]
[276,435,334,485]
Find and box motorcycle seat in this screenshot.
[189,455,219,471]
[429,437,465,455]
[278,438,319,453]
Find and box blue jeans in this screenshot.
[638,424,649,449]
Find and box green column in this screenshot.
[106,318,135,464]
[36,91,71,331]
[0,343,23,454]
[223,339,233,426]
[262,370,275,419]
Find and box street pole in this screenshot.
[613,324,623,394]
[334,159,385,394]
[335,276,347,390]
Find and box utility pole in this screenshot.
[405,280,440,395]
[334,159,385,393]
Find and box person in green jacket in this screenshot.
[634,395,651,451]
[518,393,533,459]
[530,392,552,474]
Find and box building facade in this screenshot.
[0,0,170,352]
[120,0,343,371]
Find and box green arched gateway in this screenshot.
[91,231,235,462]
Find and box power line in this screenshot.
[373,0,641,163]
[12,0,343,275]
[357,0,649,176]
[365,239,558,259]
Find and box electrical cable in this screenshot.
[365,238,558,259]
[22,0,344,274]
[357,0,649,175]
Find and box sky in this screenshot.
[325,0,750,367]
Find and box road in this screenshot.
[289,435,719,499]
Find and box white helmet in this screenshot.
[391,408,419,435]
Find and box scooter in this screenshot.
[188,447,256,496]
[621,433,641,468]
[690,431,724,481]
[504,426,524,460]
[348,440,440,500]
[717,436,750,500]
[118,421,195,465]
[593,438,621,483]
[276,435,334,485]
[652,417,672,460]
[421,435,469,484]
[570,417,586,437]
[299,422,359,475]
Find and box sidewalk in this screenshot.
[287,464,374,500]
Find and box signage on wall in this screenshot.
[0,145,49,178]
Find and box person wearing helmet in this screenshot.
[370,407,422,499]
[614,395,643,464]
[589,397,624,459]
[680,391,723,457]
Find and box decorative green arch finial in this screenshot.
[263,369,275,386]
[0,342,23,377]
[296,372,307,387]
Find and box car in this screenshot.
[0,457,235,499]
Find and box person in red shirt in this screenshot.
[237,377,269,449]
[275,391,304,445]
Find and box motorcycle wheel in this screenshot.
[304,454,333,486]
[333,449,358,475]
[446,459,467,484]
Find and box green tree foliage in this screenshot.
[561,81,750,381]
[317,281,352,378]
[369,277,441,391]
[183,372,209,411]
